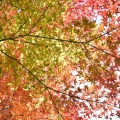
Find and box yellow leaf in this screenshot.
[99,22,104,31]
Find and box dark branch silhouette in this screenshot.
[88,44,120,61]
[0,49,119,110]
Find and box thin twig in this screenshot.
[88,44,120,61]
[28,6,49,34]
[47,89,64,120]
[82,44,102,75]
[11,21,27,37]
[85,25,120,43]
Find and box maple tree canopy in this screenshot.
[0,0,120,120]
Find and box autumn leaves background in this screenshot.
[0,0,120,119]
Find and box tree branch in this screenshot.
[0,25,119,45]
[0,49,119,110]
[85,25,120,43]
[26,34,85,44]
[88,44,120,61]
[0,49,102,102]
[11,21,27,37]
[47,89,64,120]
[28,6,49,34]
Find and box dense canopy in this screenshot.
[0,0,120,119]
